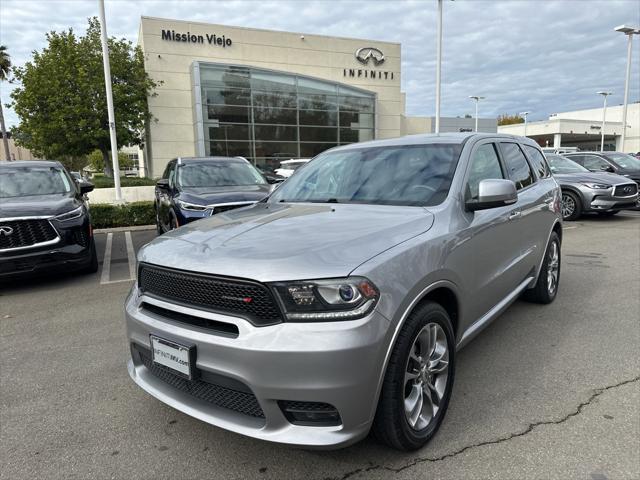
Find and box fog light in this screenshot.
[278,400,342,426]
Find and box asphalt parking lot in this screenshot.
[1,212,639,480]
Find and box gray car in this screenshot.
[125,133,562,451]
[546,154,639,221]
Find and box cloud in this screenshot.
[1,0,638,128]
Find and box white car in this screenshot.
[274,159,310,178]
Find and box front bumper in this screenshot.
[584,191,639,212]
[125,288,391,448]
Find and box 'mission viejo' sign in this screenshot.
[161,29,232,47]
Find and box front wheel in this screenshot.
[523,231,561,304]
[81,240,99,274]
[561,191,581,221]
[373,302,455,451]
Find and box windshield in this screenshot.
[269,143,463,207]
[605,153,640,170]
[0,166,72,198]
[177,162,266,188]
[279,161,307,171]
[546,154,589,174]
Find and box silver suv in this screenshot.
[125,133,562,451]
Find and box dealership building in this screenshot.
[137,17,496,177]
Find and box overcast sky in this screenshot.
[1,0,639,129]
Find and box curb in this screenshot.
[94,225,156,234]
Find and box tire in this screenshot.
[597,210,619,217]
[169,215,178,231]
[523,231,561,304]
[561,191,581,221]
[81,240,99,274]
[373,301,456,451]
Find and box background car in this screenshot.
[0,161,97,278]
[546,153,639,220]
[564,151,640,187]
[273,158,310,178]
[154,156,272,234]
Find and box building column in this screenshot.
[614,136,623,151]
[553,133,562,148]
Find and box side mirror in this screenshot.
[600,165,615,173]
[466,179,518,211]
[79,182,94,194]
[156,178,170,190]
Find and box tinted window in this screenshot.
[523,145,550,178]
[546,154,589,174]
[604,153,640,170]
[581,155,611,171]
[0,166,72,198]
[466,143,504,200]
[177,162,266,187]
[269,144,463,207]
[500,143,534,190]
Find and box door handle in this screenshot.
[508,210,521,220]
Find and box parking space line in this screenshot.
[125,231,136,281]
[100,233,113,285]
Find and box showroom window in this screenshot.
[198,64,376,171]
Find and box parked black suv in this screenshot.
[564,152,640,186]
[0,161,98,278]
[155,156,272,233]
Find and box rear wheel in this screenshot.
[373,302,455,451]
[523,231,560,304]
[561,191,581,221]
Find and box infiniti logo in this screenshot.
[623,186,633,193]
[355,47,385,66]
[0,226,14,236]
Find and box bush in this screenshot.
[92,176,157,188]
[90,201,155,229]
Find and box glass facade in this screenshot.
[198,64,375,171]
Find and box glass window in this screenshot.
[298,77,337,95]
[522,145,550,178]
[546,154,589,174]
[0,166,72,198]
[340,128,374,143]
[500,142,535,190]
[466,143,504,200]
[200,66,250,88]
[604,153,640,169]
[177,162,266,187]
[209,141,253,158]
[300,127,337,142]
[207,105,250,123]
[254,125,298,142]
[254,141,299,159]
[300,143,337,157]
[299,110,337,126]
[581,155,611,171]
[270,144,463,206]
[253,107,297,125]
[338,96,374,113]
[203,87,250,106]
[250,71,296,93]
[168,163,177,188]
[298,93,338,111]
[340,112,374,128]
[252,90,297,109]
[209,124,250,141]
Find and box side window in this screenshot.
[466,143,504,200]
[522,145,550,178]
[500,142,535,190]
[566,155,584,165]
[168,163,177,189]
[161,161,172,179]
[582,155,610,171]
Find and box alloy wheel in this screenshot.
[547,240,560,295]
[561,194,575,220]
[403,323,449,431]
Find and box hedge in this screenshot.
[90,201,155,229]
[92,176,157,188]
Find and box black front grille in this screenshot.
[138,347,265,419]
[138,264,283,326]
[212,203,252,215]
[0,219,58,251]
[74,228,90,248]
[614,184,638,196]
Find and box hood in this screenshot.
[554,172,635,186]
[0,192,80,218]
[139,202,434,282]
[614,168,640,181]
[178,185,271,205]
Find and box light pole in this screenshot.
[469,96,485,132]
[597,91,612,152]
[614,25,639,152]
[519,111,530,136]
[98,0,122,202]
[435,0,443,133]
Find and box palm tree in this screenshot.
[0,45,12,161]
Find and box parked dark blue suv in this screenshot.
[154,157,272,234]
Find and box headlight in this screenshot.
[177,200,209,211]
[581,183,611,189]
[272,277,379,321]
[55,206,84,221]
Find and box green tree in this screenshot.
[87,149,132,172]
[497,113,525,126]
[0,45,12,161]
[9,18,158,175]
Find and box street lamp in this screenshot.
[597,91,613,152]
[614,24,640,153]
[435,0,443,133]
[469,96,485,132]
[519,111,530,136]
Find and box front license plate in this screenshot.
[150,335,193,379]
